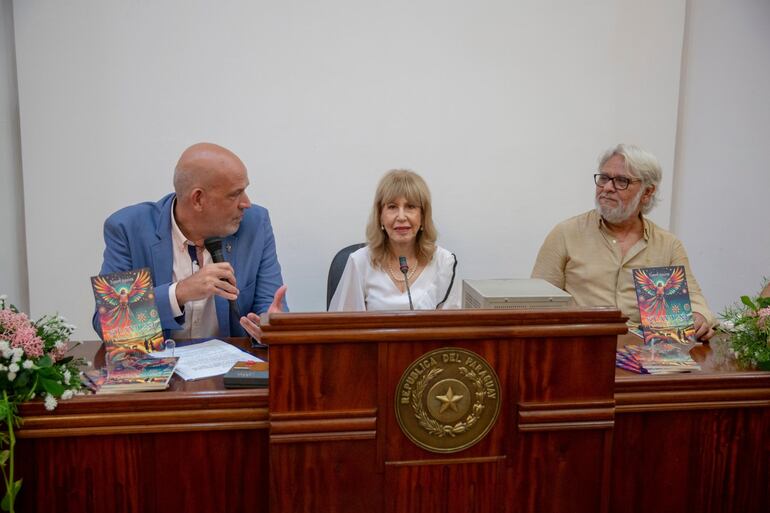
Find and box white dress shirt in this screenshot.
[329,246,460,311]
[167,204,220,339]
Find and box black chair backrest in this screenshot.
[327,243,366,310]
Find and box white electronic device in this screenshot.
[462,278,572,310]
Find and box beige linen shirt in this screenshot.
[531,209,715,325]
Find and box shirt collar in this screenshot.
[170,198,196,252]
[596,210,651,241]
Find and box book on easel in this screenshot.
[622,266,699,374]
[91,267,165,360]
[90,268,177,392]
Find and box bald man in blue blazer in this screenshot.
[94,143,287,340]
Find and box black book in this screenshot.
[223,360,269,388]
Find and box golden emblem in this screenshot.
[395,348,501,453]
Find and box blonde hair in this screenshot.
[365,169,437,268]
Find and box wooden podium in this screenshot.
[263,308,627,513]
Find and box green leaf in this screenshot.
[0,450,8,466]
[1,491,10,511]
[37,367,58,380]
[0,403,6,419]
[40,378,65,397]
[757,297,770,308]
[57,356,73,365]
[12,479,21,494]
[740,296,756,310]
[36,355,53,368]
[14,373,28,388]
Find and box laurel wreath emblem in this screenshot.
[410,366,487,438]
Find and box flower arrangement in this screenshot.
[719,285,770,371]
[0,295,84,513]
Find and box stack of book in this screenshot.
[616,343,700,374]
[82,356,178,394]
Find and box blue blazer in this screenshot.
[93,193,286,338]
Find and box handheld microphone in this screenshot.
[203,237,241,319]
[204,237,265,348]
[399,256,414,311]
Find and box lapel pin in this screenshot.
[226,242,232,253]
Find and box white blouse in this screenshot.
[329,246,461,312]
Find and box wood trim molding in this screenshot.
[385,455,507,467]
[18,407,269,438]
[264,308,626,330]
[264,324,628,344]
[518,400,615,432]
[270,409,378,444]
[615,371,770,412]
[270,430,376,444]
[270,408,377,421]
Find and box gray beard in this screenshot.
[595,188,643,224]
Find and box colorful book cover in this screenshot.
[632,265,696,345]
[616,344,699,374]
[98,357,179,394]
[91,268,164,362]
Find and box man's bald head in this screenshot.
[172,142,252,242]
[173,142,247,198]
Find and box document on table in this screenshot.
[150,339,263,381]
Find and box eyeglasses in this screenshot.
[593,173,641,190]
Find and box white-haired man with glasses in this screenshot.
[532,143,715,341]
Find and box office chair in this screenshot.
[326,243,365,309]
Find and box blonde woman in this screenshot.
[329,170,460,311]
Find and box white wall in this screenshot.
[0,0,28,311]
[672,0,770,315]
[12,1,686,338]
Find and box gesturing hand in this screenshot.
[175,262,238,305]
[239,285,288,342]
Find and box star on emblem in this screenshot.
[435,386,463,414]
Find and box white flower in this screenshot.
[10,348,22,363]
[0,348,10,359]
[63,370,72,382]
[61,389,74,400]
[22,360,33,369]
[0,364,6,371]
[0,340,9,352]
[54,341,66,351]
[7,372,16,381]
[721,320,735,331]
[8,363,19,373]
[44,394,57,411]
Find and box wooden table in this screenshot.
[16,340,271,513]
[613,334,770,513]
[12,321,770,513]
